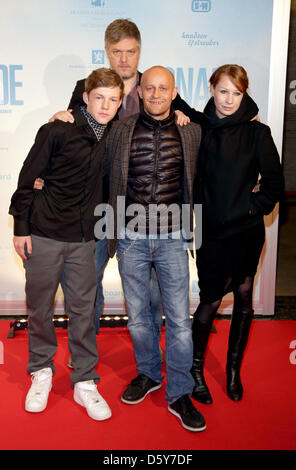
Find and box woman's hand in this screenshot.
[175,110,190,127]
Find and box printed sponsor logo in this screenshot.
[0,174,12,180]
[192,0,211,12]
[91,0,105,6]
[181,32,219,48]
[92,50,105,64]
[191,281,199,293]
[167,67,216,108]
[0,65,24,106]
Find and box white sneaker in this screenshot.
[25,368,52,413]
[74,380,112,421]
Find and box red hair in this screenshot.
[210,64,249,93]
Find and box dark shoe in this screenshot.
[191,305,218,404]
[168,395,206,432]
[226,362,243,401]
[121,374,162,405]
[226,308,253,402]
[191,358,213,404]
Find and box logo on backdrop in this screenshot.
[192,0,211,12]
[191,281,200,300]
[167,66,216,109]
[0,64,24,109]
[92,50,105,65]
[91,0,105,6]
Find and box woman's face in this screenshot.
[210,74,244,118]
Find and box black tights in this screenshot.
[192,276,255,356]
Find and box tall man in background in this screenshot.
[50,19,164,338]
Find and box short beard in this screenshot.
[120,70,137,81]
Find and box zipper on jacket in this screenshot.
[152,122,161,202]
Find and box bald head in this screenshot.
[141,66,175,87]
[138,66,178,120]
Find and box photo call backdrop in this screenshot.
[0,0,291,317]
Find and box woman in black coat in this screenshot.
[184,65,284,404]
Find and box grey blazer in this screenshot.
[106,113,202,257]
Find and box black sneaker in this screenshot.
[168,395,207,432]
[121,374,162,404]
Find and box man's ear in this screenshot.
[137,85,143,99]
[172,86,178,101]
[83,91,89,105]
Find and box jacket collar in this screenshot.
[72,105,90,128]
[204,93,259,129]
[139,108,175,129]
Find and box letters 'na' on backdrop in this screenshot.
[0,0,290,315]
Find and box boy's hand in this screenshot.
[13,236,32,260]
[34,178,44,190]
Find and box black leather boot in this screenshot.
[191,354,213,404]
[191,306,218,405]
[226,309,253,401]
[226,353,244,401]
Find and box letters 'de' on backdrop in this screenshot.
[0,0,291,316]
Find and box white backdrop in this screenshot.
[0,0,290,316]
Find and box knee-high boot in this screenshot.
[191,312,215,404]
[226,308,254,401]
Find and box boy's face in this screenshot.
[83,86,122,125]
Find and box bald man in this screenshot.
[106,66,206,432]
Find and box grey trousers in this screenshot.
[23,235,99,387]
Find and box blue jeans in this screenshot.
[117,231,194,404]
[94,237,163,335]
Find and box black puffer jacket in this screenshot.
[196,93,284,238]
[126,111,184,233]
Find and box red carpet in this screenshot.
[0,319,295,451]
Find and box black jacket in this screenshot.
[126,110,184,233]
[9,107,108,242]
[196,93,284,238]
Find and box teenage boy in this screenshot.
[9,68,123,421]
